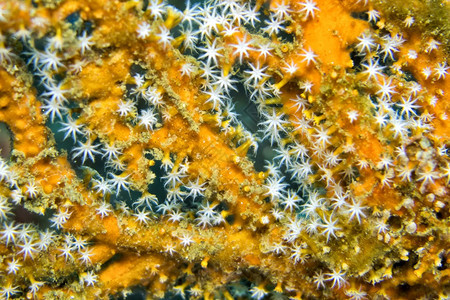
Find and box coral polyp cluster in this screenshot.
[0,0,449,299]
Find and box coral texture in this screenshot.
[0,0,449,299]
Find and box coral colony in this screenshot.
[0,0,448,299]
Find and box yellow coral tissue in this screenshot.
[0,0,448,299]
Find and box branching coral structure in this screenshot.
[0,0,449,299]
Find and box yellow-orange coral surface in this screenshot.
[0,0,448,299]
